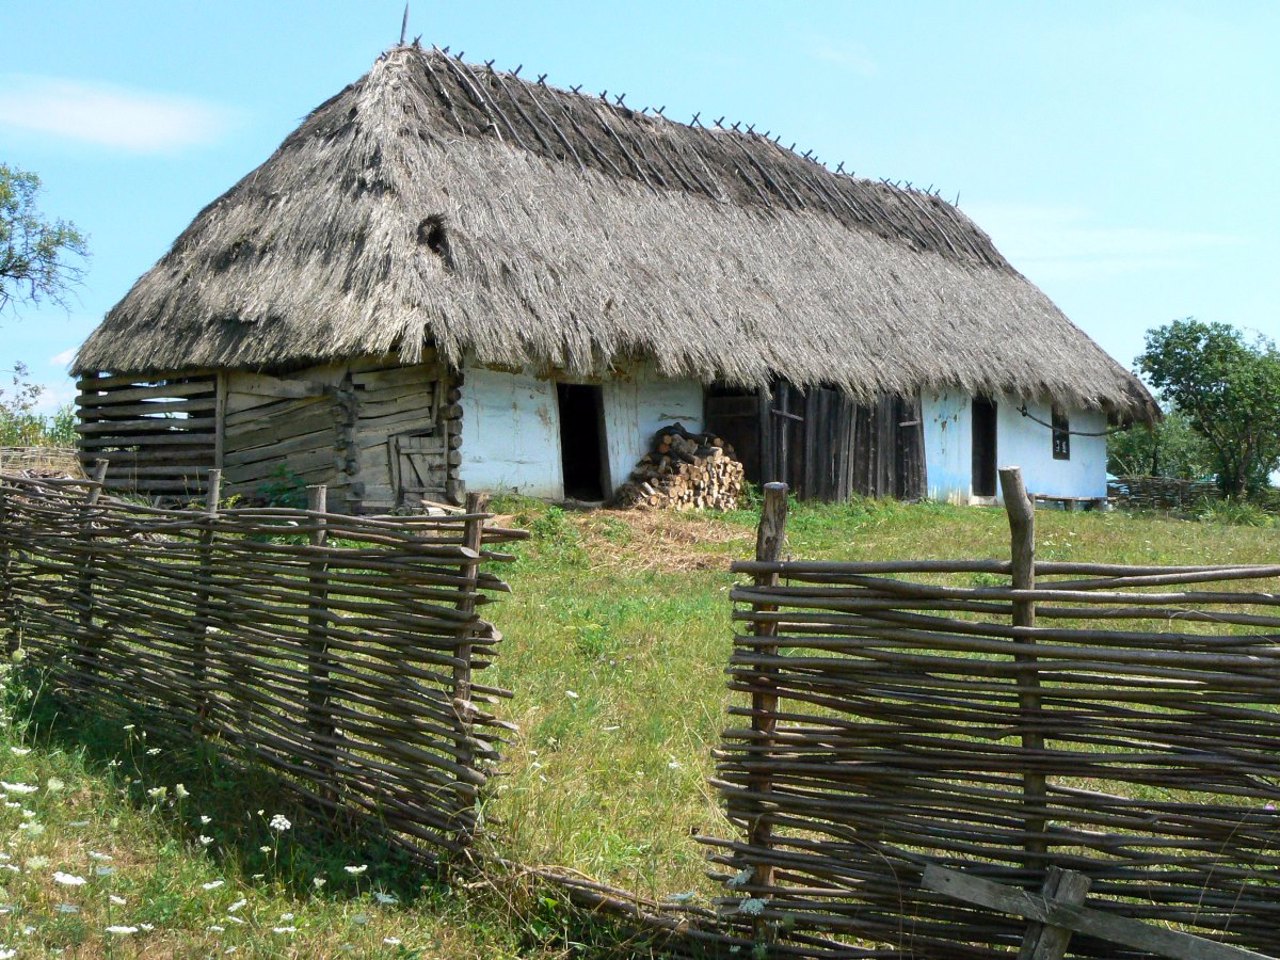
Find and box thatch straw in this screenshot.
[76,44,1154,418]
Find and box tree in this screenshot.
[0,163,88,313]
[1136,319,1280,498]
[1106,405,1213,480]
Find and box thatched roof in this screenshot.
[76,44,1154,418]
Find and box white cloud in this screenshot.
[49,347,77,368]
[0,75,236,152]
[964,202,1241,282]
[808,39,877,77]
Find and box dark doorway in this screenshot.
[556,383,607,501]
[971,396,998,497]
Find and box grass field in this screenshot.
[2,497,1277,957]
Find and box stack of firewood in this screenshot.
[613,423,745,511]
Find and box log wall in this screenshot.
[75,371,218,499]
[82,356,460,513]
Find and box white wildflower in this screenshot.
[383,937,402,946]
[227,899,247,913]
[45,777,65,792]
[208,924,225,932]
[88,851,112,862]
[121,724,135,731]
[0,949,14,959]
[145,786,167,800]
[225,914,244,924]
[95,866,114,877]
[105,925,138,935]
[17,822,43,835]
[343,864,367,875]
[109,895,127,906]
[24,856,49,870]
[199,835,214,846]
[312,877,326,889]
[0,783,37,795]
[268,814,291,832]
[53,871,87,886]
[259,846,271,853]
[67,819,90,828]
[271,926,297,934]
[174,783,189,799]
[200,815,212,824]
[8,747,30,756]
[201,880,224,891]
[565,689,579,699]
[139,923,154,931]
[279,912,294,921]
[56,903,81,913]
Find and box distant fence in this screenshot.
[0,470,525,859]
[708,477,1280,959]
[0,446,81,475]
[1108,475,1219,511]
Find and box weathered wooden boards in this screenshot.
[81,355,461,513]
[925,865,1270,960]
[0,471,526,858]
[614,423,745,511]
[75,371,218,498]
[707,478,1280,958]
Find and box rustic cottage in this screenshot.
[73,44,1155,511]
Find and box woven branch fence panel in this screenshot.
[707,484,1280,959]
[0,471,525,859]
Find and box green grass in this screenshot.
[4,497,1279,956]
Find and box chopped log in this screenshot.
[613,422,745,511]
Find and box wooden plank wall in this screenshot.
[75,371,218,499]
[342,357,459,513]
[714,382,926,502]
[222,369,344,498]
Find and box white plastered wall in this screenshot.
[458,359,703,499]
[922,391,1108,503]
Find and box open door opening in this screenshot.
[971,396,998,498]
[556,383,607,501]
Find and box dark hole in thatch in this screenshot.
[417,214,453,269]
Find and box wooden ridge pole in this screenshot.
[747,482,789,924]
[1000,466,1046,866]
[305,484,336,800]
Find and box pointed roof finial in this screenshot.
[399,4,409,46]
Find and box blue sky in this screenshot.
[4,1,1278,412]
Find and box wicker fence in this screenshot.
[708,478,1280,959]
[1108,475,1220,512]
[0,470,525,859]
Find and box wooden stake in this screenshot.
[305,484,335,799]
[0,480,12,655]
[193,469,221,731]
[747,482,789,924]
[453,491,488,827]
[76,460,109,674]
[1000,466,1046,864]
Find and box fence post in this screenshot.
[0,480,14,655]
[999,466,1046,868]
[304,484,336,802]
[748,482,789,906]
[453,491,488,782]
[193,469,221,733]
[76,460,109,676]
